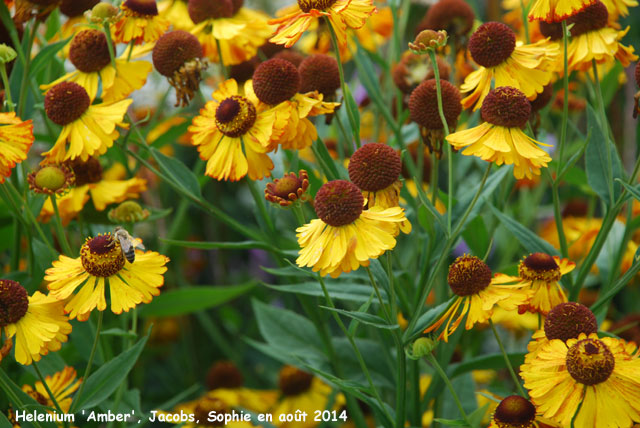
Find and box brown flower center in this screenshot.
[193,397,229,427]
[123,0,158,16]
[468,22,516,68]
[279,366,313,396]
[447,255,492,296]
[299,54,340,97]
[518,252,561,283]
[568,1,608,36]
[265,170,310,206]
[348,143,402,192]
[417,0,475,37]
[297,0,337,12]
[60,0,99,17]
[80,234,125,277]
[481,86,531,128]
[152,30,203,77]
[314,180,364,227]
[0,280,29,327]
[64,157,103,186]
[188,0,235,23]
[252,58,300,105]
[566,338,615,385]
[69,29,113,73]
[493,395,536,428]
[214,96,257,138]
[206,361,244,390]
[544,302,597,342]
[409,79,462,130]
[44,82,91,126]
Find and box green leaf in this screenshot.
[432,418,470,427]
[29,38,69,77]
[403,297,455,342]
[453,166,509,229]
[139,283,256,317]
[252,299,325,360]
[616,179,640,202]
[585,104,622,205]
[149,148,202,198]
[343,84,360,139]
[160,238,290,254]
[319,306,398,329]
[72,331,149,410]
[0,413,13,428]
[264,281,384,304]
[312,139,341,181]
[448,353,526,378]
[100,328,138,339]
[489,204,558,255]
[462,216,489,257]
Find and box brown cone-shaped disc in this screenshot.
[481,86,531,128]
[468,22,516,68]
[348,143,401,192]
[69,29,113,73]
[409,79,462,130]
[314,180,364,227]
[152,30,203,76]
[544,302,598,342]
[299,54,340,96]
[188,0,234,23]
[252,58,300,105]
[44,82,91,126]
[60,0,99,17]
[416,0,475,36]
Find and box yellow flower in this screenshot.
[38,159,147,225]
[166,395,255,428]
[521,333,640,428]
[157,0,191,29]
[461,22,558,110]
[42,82,131,163]
[447,87,552,179]
[22,366,81,412]
[601,0,638,25]
[423,255,531,342]
[269,0,376,49]
[528,0,595,22]
[189,78,281,181]
[45,232,169,321]
[273,365,343,428]
[0,280,71,365]
[188,1,273,66]
[0,112,33,184]
[41,29,152,103]
[112,0,169,44]
[493,253,575,315]
[296,180,409,278]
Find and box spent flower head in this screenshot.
[409,30,448,54]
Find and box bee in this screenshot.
[112,226,145,263]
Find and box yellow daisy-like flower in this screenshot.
[41,29,152,103]
[0,112,33,183]
[112,0,169,44]
[528,0,595,22]
[44,233,169,321]
[42,82,131,163]
[493,253,575,315]
[273,365,344,428]
[165,394,254,428]
[189,78,281,181]
[0,280,71,365]
[488,395,562,428]
[423,255,531,342]
[269,0,376,49]
[521,333,640,428]
[188,3,273,66]
[461,22,559,110]
[157,0,191,30]
[38,158,147,225]
[22,366,81,412]
[601,0,638,24]
[447,87,552,180]
[296,180,410,278]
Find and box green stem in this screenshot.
[425,353,471,426]
[0,62,14,111]
[488,319,527,397]
[17,19,39,118]
[102,21,117,70]
[326,18,359,147]
[50,194,73,256]
[430,154,439,206]
[246,176,275,236]
[547,170,569,259]
[33,361,69,428]
[519,0,531,44]
[215,37,228,79]
[70,310,104,413]
[557,21,569,169]
[317,274,394,426]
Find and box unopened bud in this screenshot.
[89,2,118,23]
[108,200,150,224]
[412,337,437,357]
[409,30,448,54]
[0,44,17,64]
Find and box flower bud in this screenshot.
[412,337,437,357]
[0,44,17,64]
[409,30,448,54]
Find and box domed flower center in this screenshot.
[348,143,402,192]
[297,0,337,12]
[30,164,75,194]
[60,0,99,18]
[123,0,158,16]
[299,54,340,97]
[468,22,516,68]
[64,157,103,186]
[152,30,203,77]
[493,395,536,427]
[314,180,364,227]
[518,252,561,282]
[447,255,492,296]
[544,302,597,342]
[481,86,532,129]
[108,201,150,224]
[0,280,29,327]
[419,0,475,37]
[44,82,91,126]
[279,366,313,396]
[214,96,256,138]
[69,29,113,73]
[566,338,615,385]
[80,234,125,277]
[252,58,300,105]
[193,397,229,427]
[265,170,310,206]
[568,1,608,36]
[206,361,244,390]
[188,0,235,23]
[409,79,462,130]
